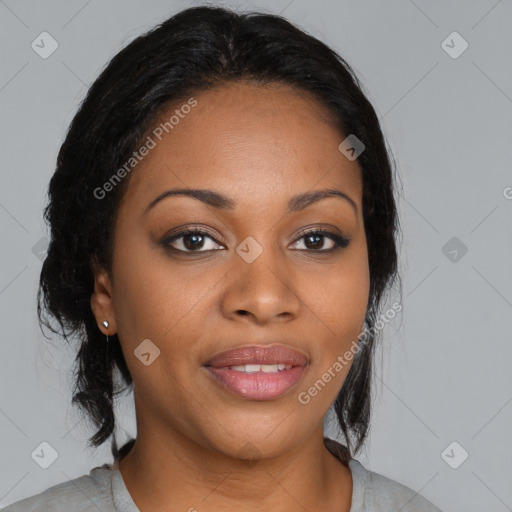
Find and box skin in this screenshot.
[91,81,370,512]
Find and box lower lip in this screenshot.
[204,366,307,401]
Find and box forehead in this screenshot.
[123,81,363,213]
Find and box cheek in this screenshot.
[301,246,369,338]
[110,249,200,408]
[110,233,202,357]
[110,232,224,383]
[296,252,369,405]
[299,245,369,387]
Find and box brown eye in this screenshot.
[291,229,351,252]
[162,229,224,252]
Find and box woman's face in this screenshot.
[92,81,370,459]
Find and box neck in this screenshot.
[118,423,352,512]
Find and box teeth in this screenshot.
[229,364,292,373]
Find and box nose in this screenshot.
[220,244,301,325]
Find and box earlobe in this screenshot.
[90,264,117,334]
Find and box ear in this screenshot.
[90,260,117,335]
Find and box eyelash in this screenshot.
[161,227,351,254]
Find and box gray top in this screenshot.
[2,439,443,511]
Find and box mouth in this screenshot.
[203,344,309,401]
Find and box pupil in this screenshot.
[185,234,203,250]
[306,234,322,249]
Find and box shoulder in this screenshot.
[349,458,444,512]
[2,464,114,512]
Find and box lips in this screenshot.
[203,344,310,400]
[204,344,309,369]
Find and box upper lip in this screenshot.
[204,344,310,368]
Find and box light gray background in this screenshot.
[1,1,511,510]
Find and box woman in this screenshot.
[5,5,444,511]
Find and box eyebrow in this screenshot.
[143,187,358,217]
